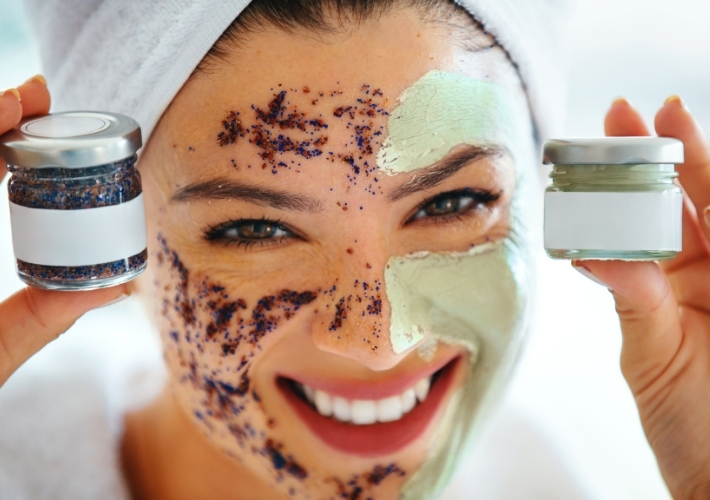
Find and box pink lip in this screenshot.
[277,353,457,400]
[277,356,461,457]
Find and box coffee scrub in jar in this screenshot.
[0,111,147,290]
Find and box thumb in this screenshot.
[0,285,128,386]
[573,260,682,393]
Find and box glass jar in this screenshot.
[543,137,684,260]
[0,111,147,290]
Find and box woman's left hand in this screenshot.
[577,97,710,499]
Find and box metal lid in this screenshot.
[542,137,684,165]
[0,111,142,168]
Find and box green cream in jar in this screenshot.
[543,137,684,260]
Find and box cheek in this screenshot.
[385,243,522,355]
[153,234,317,405]
[148,236,419,497]
[151,236,318,486]
[391,221,536,500]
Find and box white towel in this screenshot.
[24,0,568,145]
[0,362,130,500]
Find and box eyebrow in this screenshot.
[171,145,501,211]
[387,145,503,202]
[171,178,323,212]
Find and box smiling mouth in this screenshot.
[276,356,461,457]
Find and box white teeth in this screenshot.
[314,390,333,417]
[351,400,377,425]
[332,396,351,422]
[299,374,433,424]
[400,388,416,414]
[303,385,315,403]
[414,376,430,403]
[377,396,403,422]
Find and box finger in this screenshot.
[16,75,50,118]
[667,257,710,313]
[604,98,710,272]
[0,88,23,181]
[655,97,710,244]
[0,285,128,386]
[604,97,651,137]
[661,192,710,274]
[573,260,682,394]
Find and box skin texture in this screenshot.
[3,10,710,500]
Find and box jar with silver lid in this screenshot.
[0,111,147,290]
[543,137,684,260]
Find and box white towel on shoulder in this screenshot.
[0,362,130,500]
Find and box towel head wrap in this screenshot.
[25,0,568,146]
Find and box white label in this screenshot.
[545,191,682,251]
[10,195,147,266]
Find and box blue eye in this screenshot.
[204,218,293,248]
[409,188,500,222]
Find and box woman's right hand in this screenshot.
[577,98,710,498]
[0,76,128,387]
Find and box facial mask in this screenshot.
[376,71,519,175]
[387,239,532,499]
[378,70,538,499]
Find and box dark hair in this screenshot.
[197,0,504,72]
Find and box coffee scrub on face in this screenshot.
[0,111,147,290]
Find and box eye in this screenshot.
[408,188,500,223]
[203,218,295,249]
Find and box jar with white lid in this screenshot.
[0,111,147,290]
[543,137,684,260]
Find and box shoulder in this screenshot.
[0,362,131,500]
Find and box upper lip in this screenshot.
[277,352,459,400]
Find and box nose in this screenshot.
[309,238,412,371]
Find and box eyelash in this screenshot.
[405,188,500,226]
[203,188,500,248]
[203,217,295,250]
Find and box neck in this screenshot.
[121,386,283,500]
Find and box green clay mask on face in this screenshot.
[376,71,522,175]
[386,242,523,356]
[378,70,537,499]
[386,240,531,499]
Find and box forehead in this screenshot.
[152,8,529,193]
[164,9,523,139]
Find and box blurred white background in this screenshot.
[2,0,710,498]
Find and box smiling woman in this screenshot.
[114,2,539,499]
[0,0,557,499]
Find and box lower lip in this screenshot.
[277,357,460,457]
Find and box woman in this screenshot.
[1,0,709,499]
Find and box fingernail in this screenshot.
[572,261,609,288]
[611,97,630,108]
[23,74,47,87]
[664,94,688,110]
[98,292,130,309]
[0,88,21,102]
[704,206,710,228]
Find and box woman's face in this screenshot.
[139,8,535,499]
